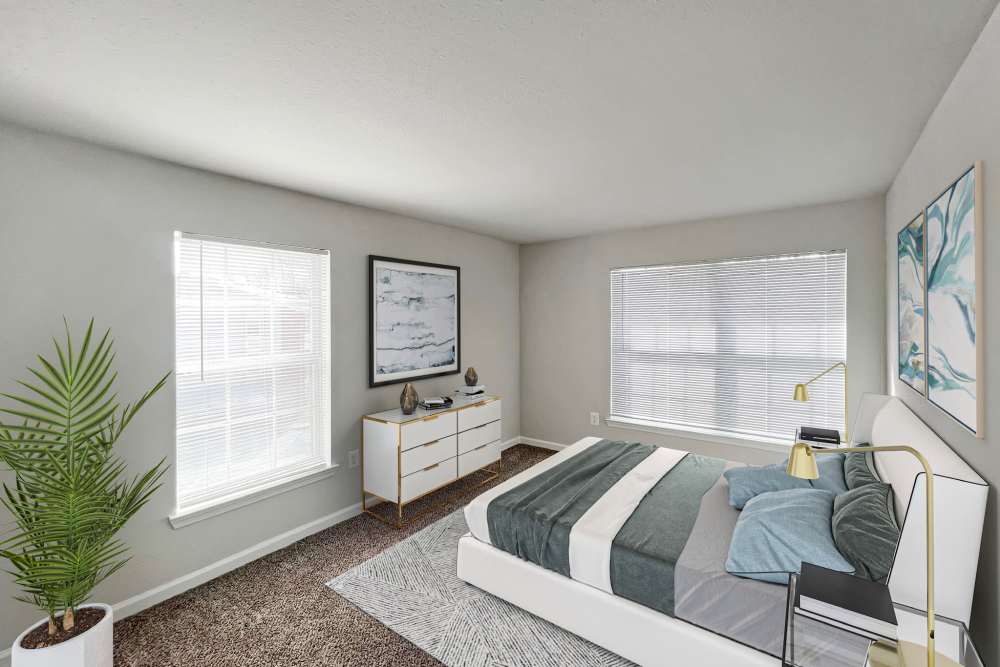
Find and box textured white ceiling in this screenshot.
[1,1,996,242]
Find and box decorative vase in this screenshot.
[399,383,418,415]
[11,603,113,667]
[464,367,478,387]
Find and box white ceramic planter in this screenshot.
[11,603,113,667]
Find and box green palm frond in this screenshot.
[0,318,169,623]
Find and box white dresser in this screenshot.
[362,395,502,527]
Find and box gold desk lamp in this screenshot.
[787,415,959,664]
[793,362,849,442]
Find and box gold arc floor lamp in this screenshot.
[793,361,849,443]
[787,438,958,667]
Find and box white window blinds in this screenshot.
[610,250,846,443]
[174,233,331,511]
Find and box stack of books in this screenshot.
[796,563,898,641]
[459,384,486,396]
[797,426,841,447]
[419,396,453,410]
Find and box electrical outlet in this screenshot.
[348,449,360,468]
[590,412,601,426]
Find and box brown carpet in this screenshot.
[113,444,553,667]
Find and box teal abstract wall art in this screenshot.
[925,162,984,436]
[897,213,926,394]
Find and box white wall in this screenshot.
[0,121,520,650]
[885,5,1000,663]
[520,195,886,465]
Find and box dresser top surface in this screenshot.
[365,394,500,424]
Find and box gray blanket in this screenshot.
[486,440,725,615]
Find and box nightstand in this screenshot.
[782,573,984,667]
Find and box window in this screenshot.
[610,250,846,443]
[173,232,331,517]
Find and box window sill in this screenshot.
[605,416,793,454]
[169,463,339,529]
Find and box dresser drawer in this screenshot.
[401,457,457,503]
[458,419,501,455]
[401,435,457,476]
[458,441,500,477]
[457,399,502,432]
[401,411,457,451]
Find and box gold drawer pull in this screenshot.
[422,440,439,447]
[422,414,440,422]
[423,463,440,472]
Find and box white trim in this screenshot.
[605,416,793,454]
[126,500,362,617]
[179,230,331,255]
[169,464,339,529]
[518,436,566,451]
[611,248,846,273]
[498,436,522,451]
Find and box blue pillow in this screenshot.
[725,488,855,584]
[724,453,847,509]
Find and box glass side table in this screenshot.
[782,573,984,667]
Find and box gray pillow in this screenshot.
[724,453,847,509]
[832,483,900,583]
[725,488,855,584]
[844,450,881,489]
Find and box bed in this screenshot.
[456,395,988,667]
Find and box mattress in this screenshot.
[464,437,788,658]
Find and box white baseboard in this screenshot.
[500,435,566,452]
[518,436,566,451]
[115,500,363,619]
[499,436,521,451]
[0,436,560,666]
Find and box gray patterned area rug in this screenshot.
[327,508,633,667]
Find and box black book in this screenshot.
[798,426,841,445]
[795,563,897,640]
[419,396,453,410]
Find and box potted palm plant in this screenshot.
[0,320,168,667]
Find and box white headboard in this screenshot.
[852,394,987,626]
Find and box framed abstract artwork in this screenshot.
[924,162,984,436]
[897,212,926,394]
[369,255,460,387]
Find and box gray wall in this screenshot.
[520,196,886,465]
[0,121,520,648]
[885,4,1000,662]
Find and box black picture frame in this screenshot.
[369,255,461,388]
